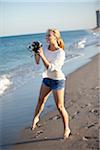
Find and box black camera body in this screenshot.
[28,41,42,53]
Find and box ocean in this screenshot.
[0,29,100,149]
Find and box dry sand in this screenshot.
[11,54,99,150]
[91,27,100,32]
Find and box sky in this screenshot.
[0,0,99,36]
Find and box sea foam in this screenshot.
[0,75,12,96]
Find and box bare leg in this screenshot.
[32,83,52,130]
[53,89,71,139]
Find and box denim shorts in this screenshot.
[42,78,65,90]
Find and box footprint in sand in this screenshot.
[34,130,44,138]
[49,115,61,120]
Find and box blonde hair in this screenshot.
[48,29,65,50]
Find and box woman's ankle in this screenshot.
[32,116,39,130]
[63,128,71,139]
[64,127,70,132]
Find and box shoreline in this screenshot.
[11,54,99,150]
[0,43,99,150]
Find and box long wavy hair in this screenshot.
[48,29,65,50]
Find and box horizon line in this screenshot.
[0,27,95,38]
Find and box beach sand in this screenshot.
[92,27,100,32]
[11,54,99,150]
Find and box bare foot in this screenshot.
[64,128,71,139]
[32,117,39,131]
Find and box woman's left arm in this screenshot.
[34,53,40,64]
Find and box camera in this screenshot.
[28,41,42,53]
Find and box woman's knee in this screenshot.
[57,104,65,111]
[38,96,47,105]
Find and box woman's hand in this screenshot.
[37,47,50,69]
[37,47,44,58]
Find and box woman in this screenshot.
[32,29,71,139]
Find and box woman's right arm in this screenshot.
[34,53,40,64]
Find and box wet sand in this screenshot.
[11,54,99,150]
